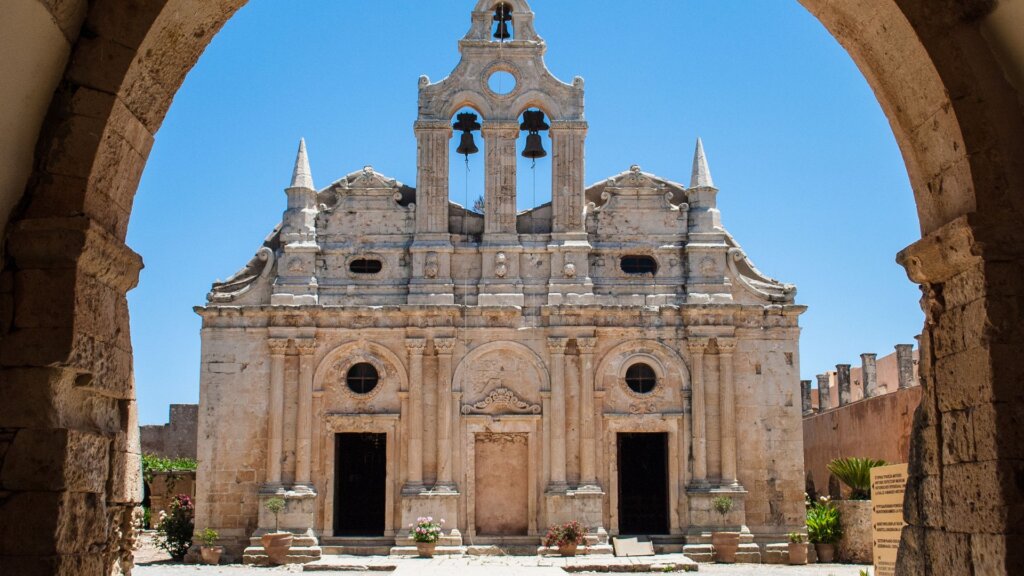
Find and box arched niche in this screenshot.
[452,341,550,407]
[314,340,408,412]
[594,339,689,414]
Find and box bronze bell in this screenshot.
[520,109,549,160]
[452,112,481,158]
[457,131,479,156]
[522,133,546,160]
[493,4,512,40]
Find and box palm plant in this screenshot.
[806,499,843,544]
[827,457,887,499]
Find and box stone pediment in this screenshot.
[587,165,687,212]
[319,166,415,215]
[461,387,541,415]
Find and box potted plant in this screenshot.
[199,528,223,565]
[710,496,740,563]
[806,496,843,562]
[543,521,588,557]
[409,516,445,558]
[787,531,809,565]
[260,497,293,565]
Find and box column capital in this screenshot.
[687,337,710,353]
[268,338,290,355]
[547,337,569,354]
[576,337,597,354]
[294,338,317,355]
[434,337,456,355]
[414,119,453,133]
[716,338,737,355]
[550,120,589,133]
[406,338,427,354]
[481,120,520,137]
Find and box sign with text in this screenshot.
[871,463,908,576]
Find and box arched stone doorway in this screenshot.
[0,1,1021,575]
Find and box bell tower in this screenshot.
[409,0,594,306]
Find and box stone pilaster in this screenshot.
[409,120,455,305]
[550,121,588,235]
[816,373,831,412]
[687,338,709,485]
[836,364,852,407]
[895,344,915,389]
[861,353,879,397]
[718,339,738,486]
[800,380,813,416]
[265,338,289,489]
[433,337,457,492]
[577,337,599,489]
[294,338,317,491]
[547,337,569,490]
[482,121,519,237]
[404,338,427,493]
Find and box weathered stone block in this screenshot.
[1,428,109,493]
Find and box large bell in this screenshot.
[493,4,512,40]
[456,131,479,156]
[522,133,547,160]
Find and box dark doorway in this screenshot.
[617,432,669,534]
[334,433,387,536]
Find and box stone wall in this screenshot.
[140,404,198,459]
[803,386,922,499]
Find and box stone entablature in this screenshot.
[193,0,805,561]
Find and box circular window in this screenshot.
[625,363,657,394]
[346,363,379,394]
[487,70,517,95]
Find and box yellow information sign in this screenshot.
[871,463,908,576]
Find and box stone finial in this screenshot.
[816,373,831,412]
[836,364,852,406]
[290,138,315,190]
[861,353,879,398]
[689,137,715,189]
[895,344,915,389]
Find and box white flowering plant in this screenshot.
[408,516,445,543]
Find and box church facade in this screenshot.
[194,0,806,561]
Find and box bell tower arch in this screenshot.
[409,0,594,306]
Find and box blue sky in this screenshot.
[129,1,922,425]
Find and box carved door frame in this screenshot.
[462,415,542,537]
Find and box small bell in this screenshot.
[493,4,512,40]
[520,109,549,160]
[452,112,482,158]
[457,131,479,156]
[522,133,546,160]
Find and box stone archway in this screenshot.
[1,1,1022,575]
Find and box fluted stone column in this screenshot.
[718,339,738,486]
[294,338,317,490]
[434,337,456,491]
[266,338,289,487]
[687,338,709,485]
[817,373,831,412]
[800,380,813,416]
[896,344,915,389]
[861,353,879,397]
[836,364,852,407]
[405,339,426,492]
[547,337,569,490]
[577,337,598,489]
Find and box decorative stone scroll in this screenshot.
[461,387,541,415]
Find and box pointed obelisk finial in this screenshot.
[689,137,715,189]
[290,138,314,190]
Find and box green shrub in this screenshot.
[827,457,887,499]
[806,497,842,544]
[142,454,197,484]
[200,527,218,547]
[156,494,195,560]
[712,496,734,516]
[264,497,286,532]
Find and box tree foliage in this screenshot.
[827,457,887,499]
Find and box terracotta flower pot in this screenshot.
[558,542,579,557]
[712,531,740,563]
[815,542,836,563]
[788,542,809,565]
[200,545,223,565]
[261,532,293,565]
[416,541,437,558]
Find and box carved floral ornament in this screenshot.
[462,387,541,415]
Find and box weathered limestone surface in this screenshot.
[1,0,1023,574]
[140,404,198,459]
